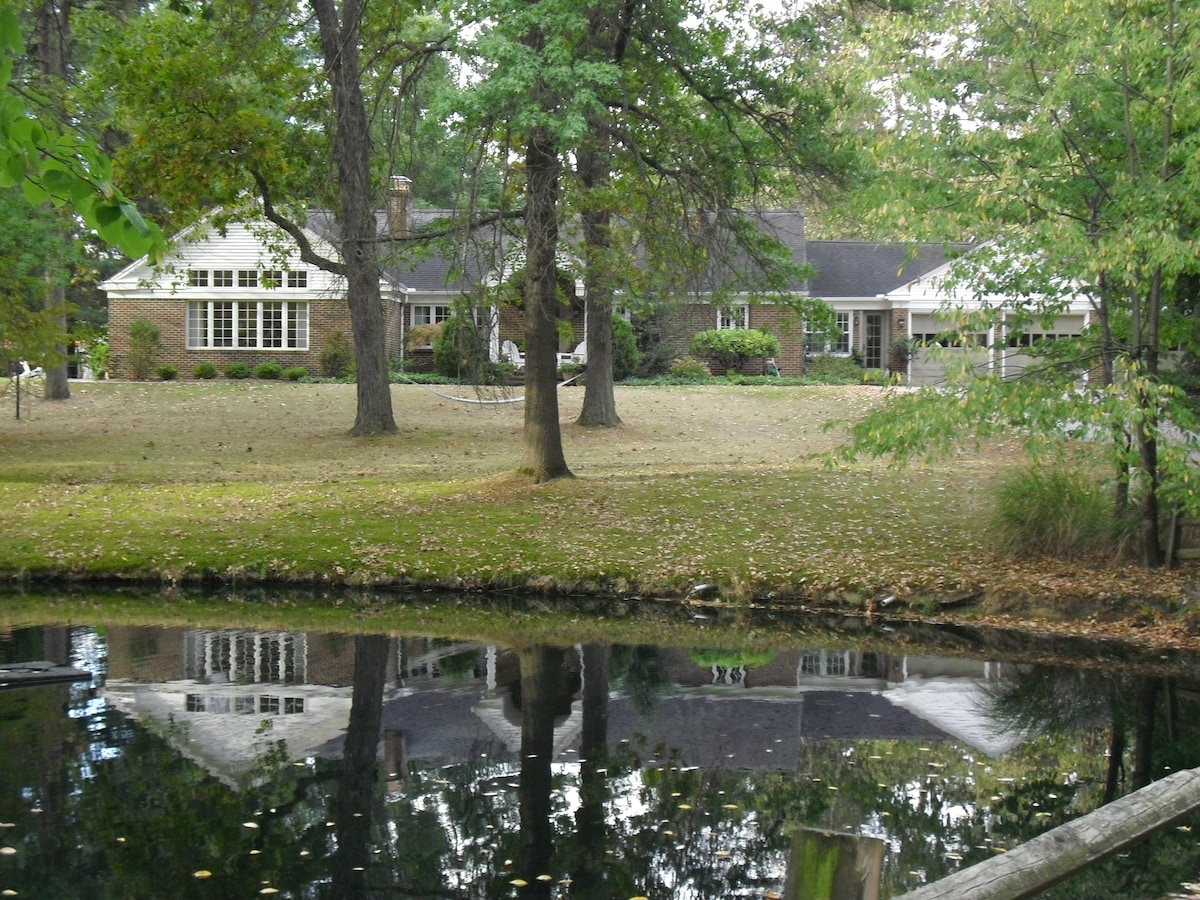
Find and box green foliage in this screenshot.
[0,187,75,371]
[805,354,865,384]
[224,362,250,379]
[191,362,217,380]
[0,7,165,262]
[154,364,178,381]
[253,361,283,380]
[86,337,108,379]
[837,0,1200,563]
[690,329,780,372]
[611,315,639,381]
[281,366,306,381]
[433,315,489,379]
[125,318,160,380]
[990,466,1137,561]
[318,331,353,379]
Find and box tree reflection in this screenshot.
[329,633,392,898]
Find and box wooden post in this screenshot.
[785,828,884,900]
[896,766,1200,900]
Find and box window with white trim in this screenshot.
[213,269,233,287]
[262,270,283,288]
[287,270,307,289]
[238,269,258,288]
[187,301,309,350]
[806,312,852,355]
[717,305,749,329]
[411,304,451,327]
[187,269,208,287]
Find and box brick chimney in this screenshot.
[387,175,412,238]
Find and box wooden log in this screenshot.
[896,766,1200,900]
[785,828,884,900]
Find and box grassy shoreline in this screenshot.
[2,381,1197,645]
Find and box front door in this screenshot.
[865,313,884,369]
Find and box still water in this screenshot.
[2,602,1199,899]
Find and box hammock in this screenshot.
[396,371,584,405]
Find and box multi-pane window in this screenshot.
[411,304,451,326]
[188,269,307,289]
[717,305,749,330]
[834,312,851,354]
[806,312,852,355]
[187,301,309,350]
[237,303,258,347]
[260,696,280,714]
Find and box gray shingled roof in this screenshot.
[306,207,972,299]
[805,241,976,298]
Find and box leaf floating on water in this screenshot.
[945,852,963,860]
[193,870,212,879]
[509,879,528,887]
[260,889,280,895]
[0,849,15,856]
[243,822,260,829]
[2,890,16,897]
[722,804,739,810]
[715,850,730,858]
[536,875,553,882]
[677,804,692,810]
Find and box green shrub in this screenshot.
[990,466,1137,559]
[318,330,354,378]
[612,315,640,381]
[690,328,780,372]
[805,354,866,383]
[254,361,283,380]
[125,318,161,380]
[155,364,178,381]
[224,362,251,379]
[282,366,307,381]
[192,362,217,380]
[86,336,108,379]
[433,315,489,379]
[669,355,710,379]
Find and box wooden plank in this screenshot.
[785,828,883,900]
[895,767,1200,900]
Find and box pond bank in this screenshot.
[3,382,1198,650]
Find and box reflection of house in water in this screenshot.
[102,628,1027,788]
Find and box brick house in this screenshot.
[101,187,1088,382]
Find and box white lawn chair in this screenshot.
[501,340,525,370]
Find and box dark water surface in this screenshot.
[2,600,1199,899]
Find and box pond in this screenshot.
[1,592,1199,899]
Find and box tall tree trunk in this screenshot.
[520,120,572,480]
[576,140,620,427]
[34,2,70,401]
[310,0,397,436]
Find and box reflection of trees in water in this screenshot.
[611,644,670,720]
[984,666,1179,801]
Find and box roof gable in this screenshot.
[805,241,976,299]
